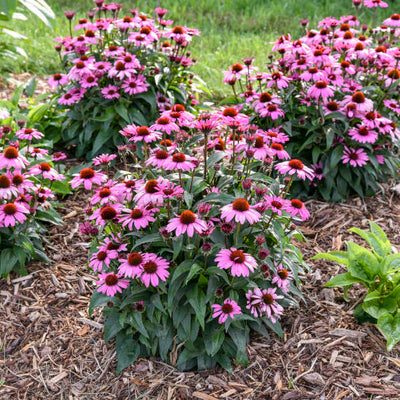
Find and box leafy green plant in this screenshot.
[0,0,54,60]
[313,221,400,351]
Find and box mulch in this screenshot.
[1,77,400,400]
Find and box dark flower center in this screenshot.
[100,206,117,220]
[143,261,157,273]
[130,209,143,219]
[145,179,158,193]
[157,117,170,125]
[12,175,23,185]
[39,162,51,172]
[4,203,17,215]
[80,168,95,179]
[232,198,250,212]
[291,199,303,209]
[358,127,369,136]
[388,69,400,80]
[180,210,196,224]
[137,126,150,136]
[271,200,282,209]
[271,143,283,151]
[172,153,186,162]
[259,92,272,103]
[288,159,304,169]
[172,26,184,34]
[231,63,244,72]
[230,250,246,263]
[115,62,126,71]
[263,293,274,305]
[4,147,19,159]
[99,188,111,198]
[155,150,169,159]
[254,136,264,148]
[221,303,233,313]
[315,81,327,89]
[97,251,107,261]
[222,107,238,117]
[128,252,143,266]
[327,101,338,111]
[352,91,365,103]
[0,175,11,188]
[278,269,289,279]
[172,104,185,112]
[105,274,118,286]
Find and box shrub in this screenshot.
[0,0,54,60]
[0,95,68,276]
[51,2,202,159]
[222,5,400,201]
[78,104,310,373]
[313,221,400,351]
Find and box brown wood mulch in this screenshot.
[1,76,400,400]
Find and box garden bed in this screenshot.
[1,191,400,400]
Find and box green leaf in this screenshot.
[131,233,162,249]
[362,296,398,319]
[377,312,400,351]
[104,312,122,342]
[89,291,114,316]
[27,103,49,123]
[311,251,349,266]
[349,226,391,258]
[51,180,72,195]
[184,263,202,285]
[325,272,362,288]
[116,332,140,374]
[128,312,149,338]
[188,286,206,330]
[347,242,379,281]
[0,0,17,17]
[0,248,18,275]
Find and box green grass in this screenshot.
[2,0,394,97]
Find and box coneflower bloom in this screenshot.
[385,69,400,87]
[48,73,69,87]
[215,247,257,277]
[211,298,242,324]
[16,128,44,141]
[139,253,170,287]
[348,125,378,143]
[342,146,369,167]
[90,204,122,226]
[93,153,117,165]
[265,195,287,216]
[220,198,261,225]
[80,74,98,88]
[28,162,65,181]
[246,287,283,320]
[268,143,290,159]
[90,183,121,205]
[89,248,118,272]
[151,117,179,135]
[272,265,293,292]
[384,99,400,114]
[283,199,310,221]
[119,206,155,230]
[154,180,184,198]
[163,152,197,171]
[307,81,334,100]
[101,85,120,99]
[364,0,388,7]
[223,63,247,83]
[58,90,81,105]
[342,91,373,113]
[8,172,33,192]
[0,175,19,199]
[166,210,207,237]
[121,75,149,95]
[0,202,29,227]
[28,147,49,159]
[0,146,29,170]
[275,159,314,180]
[118,252,144,278]
[123,125,162,143]
[71,168,106,190]
[134,178,165,206]
[383,14,400,27]
[96,272,130,297]
[145,149,171,169]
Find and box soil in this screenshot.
[1,77,400,400]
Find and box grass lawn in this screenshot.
[2,0,394,97]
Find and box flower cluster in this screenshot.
[83,104,308,372]
[223,5,399,201]
[0,112,66,275]
[53,1,201,159]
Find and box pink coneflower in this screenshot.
[268,143,290,160]
[145,149,171,169]
[385,69,400,87]
[284,199,310,221]
[134,178,165,206]
[364,0,388,7]
[122,125,162,144]
[80,74,98,88]
[265,195,287,216]
[272,265,293,293]
[151,117,179,135]
[89,248,118,272]
[384,100,400,114]
[28,147,49,159]
[58,90,81,105]
[0,146,29,170]
[0,202,29,227]
[311,162,323,180]
[215,247,257,277]
[348,125,378,144]
[48,73,69,88]
[90,204,122,226]
[342,146,369,167]
[96,272,130,297]
[93,153,117,165]
[342,91,373,113]
[383,14,400,27]
[246,287,283,321]
[118,252,144,278]
[139,253,170,288]
[108,61,136,80]
[275,159,314,181]
[323,101,341,115]
[52,152,67,162]
[101,85,120,99]
[307,81,334,100]
[155,180,184,198]
[90,182,121,205]
[0,175,19,199]
[220,198,261,225]
[16,128,44,141]
[223,63,247,83]
[211,298,242,324]
[163,152,197,171]
[121,75,149,95]
[119,206,155,230]
[166,210,207,237]
[259,104,285,120]
[28,162,64,181]
[71,167,106,190]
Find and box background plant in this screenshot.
[222,4,400,201]
[50,1,202,159]
[313,221,400,351]
[77,105,310,373]
[0,91,68,276]
[0,0,54,60]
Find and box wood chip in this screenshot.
[48,371,68,384]
[192,392,219,400]
[328,329,367,339]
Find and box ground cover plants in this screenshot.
[50,2,201,159]
[314,221,400,351]
[223,3,400,201]
[0,88,68,276]
[74,105,312,372]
